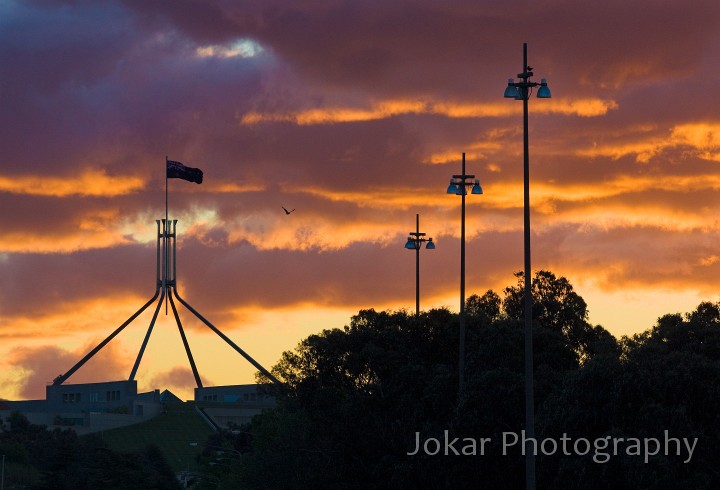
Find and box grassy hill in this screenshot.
[99,401,214,473]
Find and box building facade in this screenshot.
[194,384,276,428]
[1,380,163,434]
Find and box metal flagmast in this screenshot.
[165,157,169,314]
[52,159,281,388]
[165,156,169,228]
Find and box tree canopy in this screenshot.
[8,270,715,488]
[215,270,720,489]
[0,413,181,489]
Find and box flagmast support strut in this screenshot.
[53,161,279,387]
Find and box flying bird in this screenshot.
[282,206,295,215]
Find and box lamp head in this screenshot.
[537,78,551,98]
[471,179,483,195]
[405,237,416,250]
[446,179,459,194]
[503,78,520,99]
[425,238,435,250]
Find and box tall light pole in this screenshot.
[404,214,435,316]
[504,42,551,490]
[446,152,483,394]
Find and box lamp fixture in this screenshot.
[446,152,484,395]
[403,214,435,315]
[503,42,551,490]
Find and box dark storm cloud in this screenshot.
[1,0,264,176]
[3,0,720,399]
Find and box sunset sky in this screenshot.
[3,0,720,401]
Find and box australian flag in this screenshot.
[167,160,203,184]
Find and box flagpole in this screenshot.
[165,158,203,315]
[165,156,168,226]
[164,156,169,315]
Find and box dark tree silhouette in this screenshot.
[232,272,720,489]
[0,413,181,489]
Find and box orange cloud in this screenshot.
[222,213,405,251]
[0,294,154,340]
[146,366,208,400]
[534,173,720,204]
[240,97,617,125]
[0,230,132,254]
[186,168,720,253]
[480,174,720,235]
[0,208,133,253]
[428,144,504,165]
[578,122,720,163]
[670,123,720,161]
[289,184,451,209]
[209,182,266,193]
[545,204,714,234]
[0,169,145,197]
[3,340,131,399]
[0,206,226,254]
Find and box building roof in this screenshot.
[159,389,183,404]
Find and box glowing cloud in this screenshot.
[0,170,145,197]
[0,209,141,254]
[240,97,617,126]
[670,123,720,161]
[3,341,131,399]
[0,294,154,340]
[578,122,720,163]
[0,228,133,254]
[4,0,720,401]
[195,39,263,58]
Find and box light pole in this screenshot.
[503,42,551,490]
[446,152,483,394]
[404,213,435,316]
